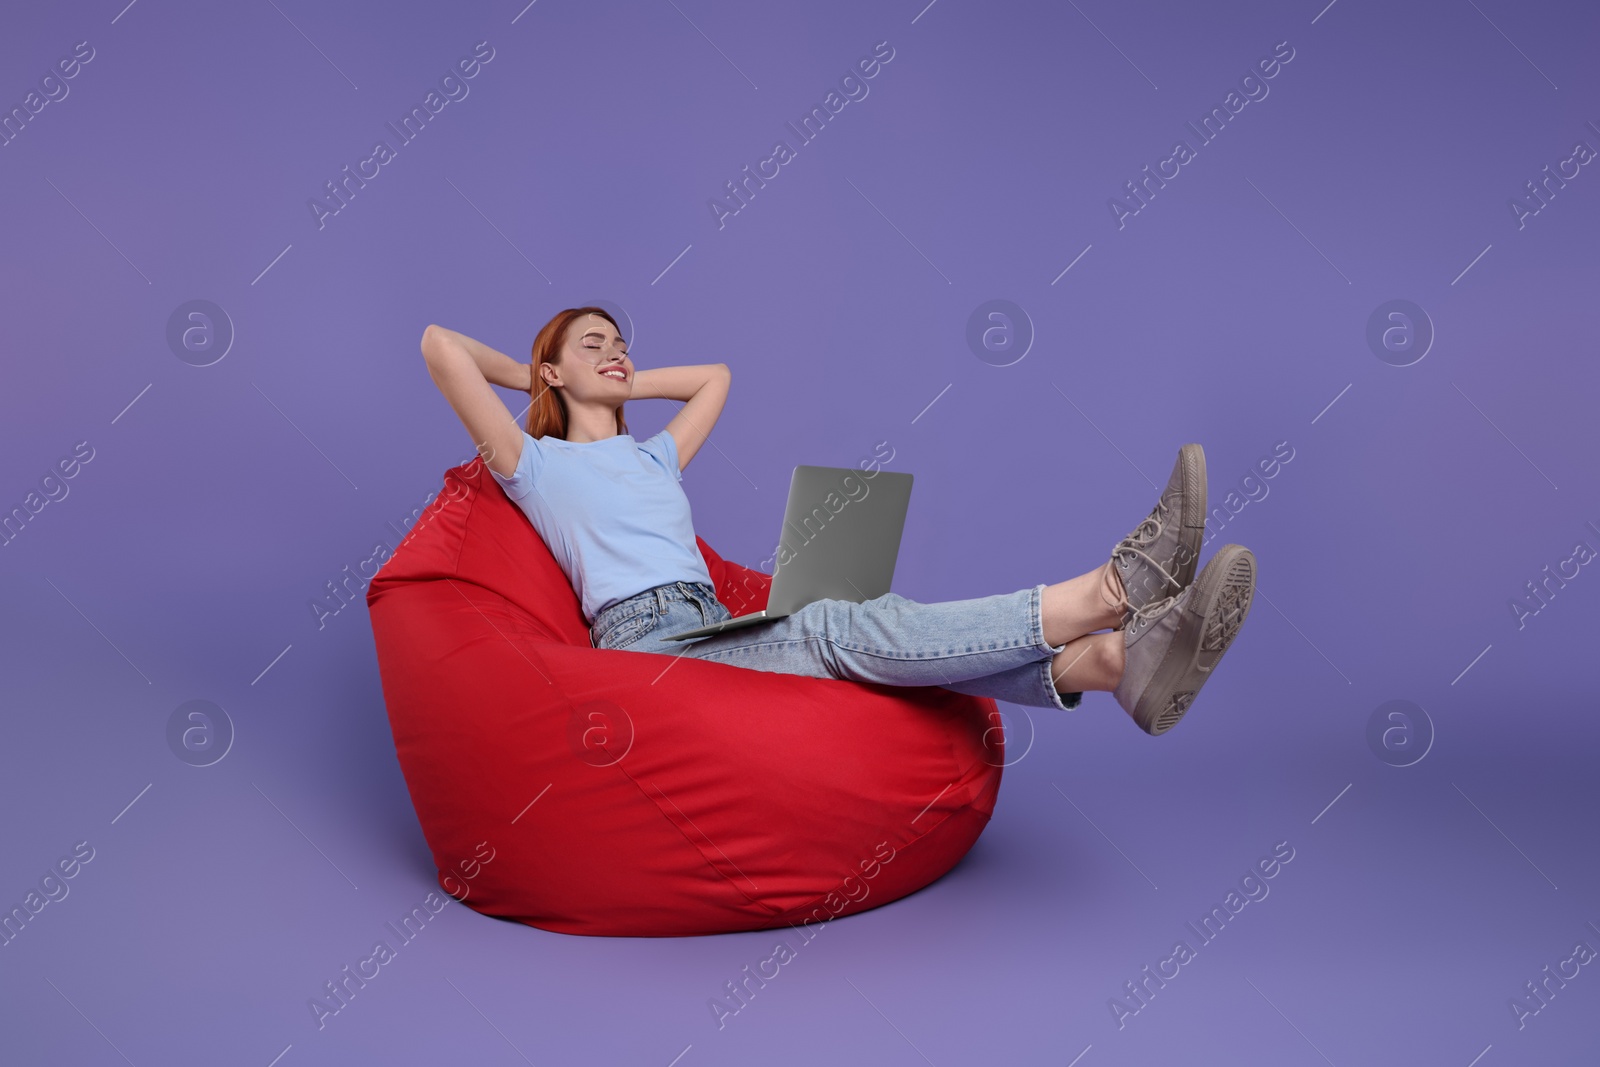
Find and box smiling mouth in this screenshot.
[599,367,627,381]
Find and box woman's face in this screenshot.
[545,314,632,398]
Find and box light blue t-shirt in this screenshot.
[488,428,714,625]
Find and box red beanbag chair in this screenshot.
[365,455,1006,937]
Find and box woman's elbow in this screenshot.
[420,324,448,361]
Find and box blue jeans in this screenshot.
[588,580,1082,711]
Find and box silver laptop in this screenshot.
[660,465,914,642]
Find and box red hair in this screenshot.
[526,307,629,441]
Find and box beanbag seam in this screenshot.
[760,802,998,932]
[607,757,788,919]
[775,804,966,922]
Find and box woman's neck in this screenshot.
[564,405,622,443]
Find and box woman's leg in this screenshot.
[939,630,1123,709]
[602,444,1245,728]
[620,569,1126,711]
[1039,560,1127,648]
[917,564,1127,709]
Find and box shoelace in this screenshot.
[1125,587,1183,629]
[1106,559,1182,629]
[1103,500,1190,631]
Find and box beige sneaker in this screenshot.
[1107,444,1207,629]
[1113,544,1256,735]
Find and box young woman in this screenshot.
[420,307,1257,736]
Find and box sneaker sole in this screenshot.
[1132,543,1256,735]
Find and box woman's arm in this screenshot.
[419,324,525,479]
[631,364,731,473]
[426,326,533,391]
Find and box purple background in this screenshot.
[3,0,1597,1063]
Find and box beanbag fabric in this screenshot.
[366,455,1007,937]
